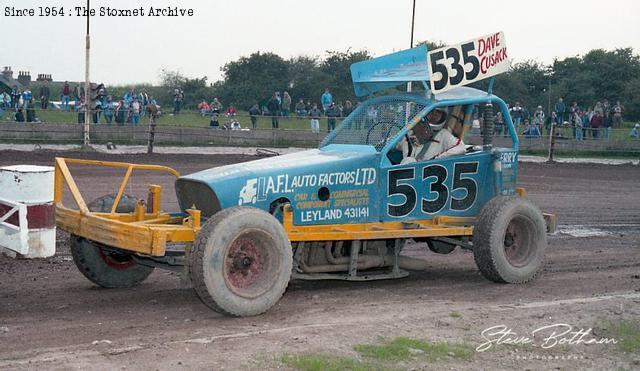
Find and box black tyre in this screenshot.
[189,206,292,316]
[70,194,154,288]
[472,196,547,283]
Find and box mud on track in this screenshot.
[1,150,639,370]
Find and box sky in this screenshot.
[1,0,639,85]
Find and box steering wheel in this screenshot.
[365,121,403,150]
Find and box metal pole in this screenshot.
[407,0,416,93]
[83,0,91,147]
[546,78,554,162]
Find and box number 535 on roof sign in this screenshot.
[428,31,510,94]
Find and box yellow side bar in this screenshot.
[111,166,134,214]
[55,158,89,214]
[56,205,197,256]
[282,205,474,242]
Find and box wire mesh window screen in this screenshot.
[322,96,426,151]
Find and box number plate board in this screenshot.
[428,31,509,94]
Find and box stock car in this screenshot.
[54,40,555,316]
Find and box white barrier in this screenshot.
[0,165,55,258]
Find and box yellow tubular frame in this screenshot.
[54,157,200,257]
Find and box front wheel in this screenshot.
[189,206,292,316]
[473,196,547,283]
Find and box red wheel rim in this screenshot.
[503,215,535,268]
[223,230,279,299]
[97,248,136,270]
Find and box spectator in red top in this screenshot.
[589,111,603,139]
[226,104,237,117]
[61,81,71,111]
[197,100,210,116]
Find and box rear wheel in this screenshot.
[472,196,546,283]
[189,206,292,316]
[70,194,154,288]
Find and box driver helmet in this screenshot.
[424,107,448,131]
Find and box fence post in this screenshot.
[547,121,556,163]
[147,105,158,154]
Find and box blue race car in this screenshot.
[56,41,555,317]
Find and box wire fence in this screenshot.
[0,121,638,158]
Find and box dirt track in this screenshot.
[1,150,639,370]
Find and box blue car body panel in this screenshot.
[177,86,520,228]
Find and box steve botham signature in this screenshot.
[476,324,618,352]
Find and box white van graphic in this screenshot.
[239,179,258,205]
[238,178,267,205]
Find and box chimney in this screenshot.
[2,66,13,79]
[17,71,31,86]
[36,73,53,82]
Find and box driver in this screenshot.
[397,107,448,164]
[422,106,466,160]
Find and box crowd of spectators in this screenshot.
[503,98,635,140]
[2,82,638,140]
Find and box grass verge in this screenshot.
[354,336,474,362]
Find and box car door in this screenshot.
[379,151,492,222]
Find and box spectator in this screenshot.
[305,100,312,113]
[103,96,115,124]
[138,90,148,115]
[173,87,183,114]
[603,110,613,140]
[92,99,102,124]
[568,101,578,137]
[510,102,523,129]
[594,101,603,115]
[10,85,20,109]
[131,98,141,125]
[603,100,611,117]
[21,89,33,113]
[248,103,261,129]
[573,112,583,140]
[523,119,541,138]
[73,85,83,111]
[295,99,306,116]
[266,94,281,129]
[211,98,222,112]
[326,102,339,132]
[613,101,624,128]
[308,104,322,133]
[77,99,85,124]
[210,108,220,128]
[581,108,593,139]
[495,111,504,136]
[14,107,24,122]
[629,124,639,139]
[281,91,292,117]
[26,98,37,123]
[589,111,603,139]
[321,88,333,113]
[115,100,127,126]
[533,106,545,133]
[198,100,210,116]
[275,92,282,107]
[1,92,10,109]
[61,81,71,110]
[39,82,50,110]
[225,104,237,117]
[0,93,7,118]
[343,100,354,117]
[554,97,565,124]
